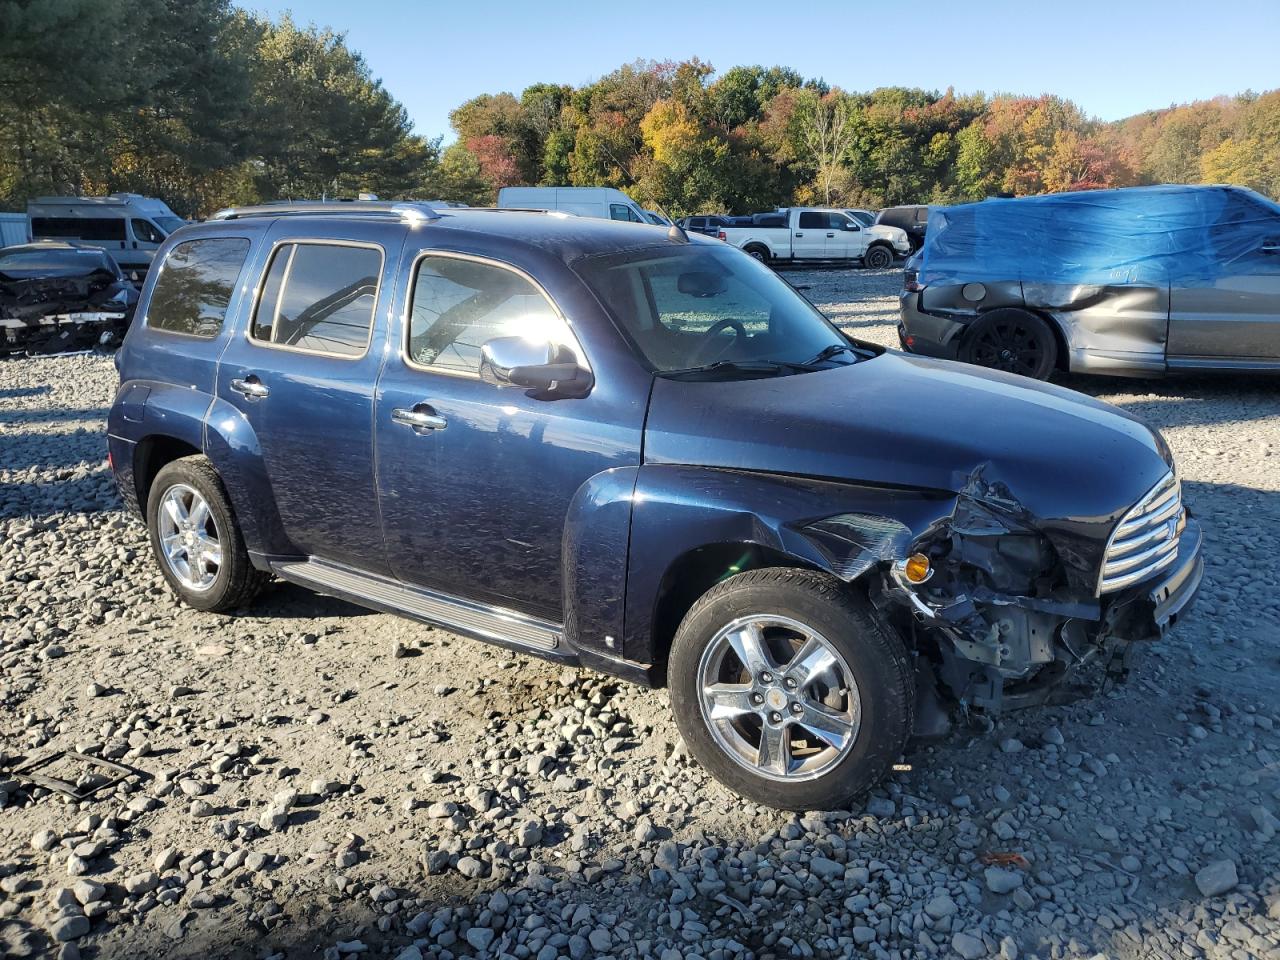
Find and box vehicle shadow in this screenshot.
[1056,373,1280,431]
[0,384,52,399]
[0,405,109,426]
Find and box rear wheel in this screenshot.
[668,569,914,810]
[146,456,267,612]
[863,245,894,270]
[743,245,770,264]
[961,308,1058,380]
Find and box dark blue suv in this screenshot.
[108,202,1203,810]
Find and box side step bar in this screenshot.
[272,558,561,652]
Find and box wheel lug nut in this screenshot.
[790,702,803,715]
[750,693,764,705]
[759,672,773,684]
[784,677,797,690]
[769,711,782,723]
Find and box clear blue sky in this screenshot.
[240,0,1280,141]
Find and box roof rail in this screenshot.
[209,200,441,222]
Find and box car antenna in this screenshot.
[654,202,689,243]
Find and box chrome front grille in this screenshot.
[1098,471,1185,594]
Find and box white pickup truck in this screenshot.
[718,207,910,269]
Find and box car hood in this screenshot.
[643,350,1171,529]
[868,224,908,245]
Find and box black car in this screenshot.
[0,241,139,352]
[676,215,733,236]
[876,205,929,251]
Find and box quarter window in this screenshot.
[251,243,381,357]
[407,256,578,375]
[146,237,250,338]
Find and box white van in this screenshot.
[27,194,187,276]
[497,187,650,224]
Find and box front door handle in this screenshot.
[794,232,804,237]
[230,376,269,400]
[392,405,447,432]
[826,232,835,238]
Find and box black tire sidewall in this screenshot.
[669,570,912,811]
[865,246,892,269]
[961,308,1058,381]
[146,458,246,612]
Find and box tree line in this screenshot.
[1,2,1276,218]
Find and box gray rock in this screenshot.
[809,856,844,880]
[50,915,90,942]
[865,797,895,818]
[466,928,495,952]
[71,880,104,905]
[654,840,680,872]
[123,871,159,895]
[984,867,1024,894]
[952,932,986,960]
[456,856,485,878]
[924,894,957,919]
[588,928,613,951]
[1194,859,1238,897]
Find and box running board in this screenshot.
[272,559,561,652]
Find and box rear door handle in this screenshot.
[794,232,804,237]
[392,405,447,432]
[230,376,269,400]
[826,232,835,238]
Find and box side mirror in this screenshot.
[844,221,860,231]
[479,336,591,397]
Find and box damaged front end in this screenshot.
[804,464,1202,735]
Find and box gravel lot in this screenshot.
[2,267,1278,960]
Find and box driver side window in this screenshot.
[407,255,581,375]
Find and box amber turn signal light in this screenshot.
[903,553,931,583]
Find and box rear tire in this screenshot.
[146,456,267,613]
[863,245,894,270]
[668,568,914,811]
[961,308,1058,380]
[743,245,771,265]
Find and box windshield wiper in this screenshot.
[800,342,862,366]
[659,359,799,379]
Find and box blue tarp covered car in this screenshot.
[898,184,1280,379]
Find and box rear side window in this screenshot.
[407,255,579,375]
[147,237,250,338]
[798,212,825,229]
[32,217,126,241]
[251,242,381,357]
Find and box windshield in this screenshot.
[573,243,858,374]
[154,216,186,234]
[847,210,874,227]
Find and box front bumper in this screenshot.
[897,291,969,360]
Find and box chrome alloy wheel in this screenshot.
[156,483,222,591]
[696,614,861,782]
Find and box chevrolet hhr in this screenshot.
[107,202,1202,810]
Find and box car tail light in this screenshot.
[716,230,727,241]
[903,273,925,293]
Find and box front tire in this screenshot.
[146,456,266,613]
[863,245,894,270]
[668,569,914,811]
[961,308,1058,380]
